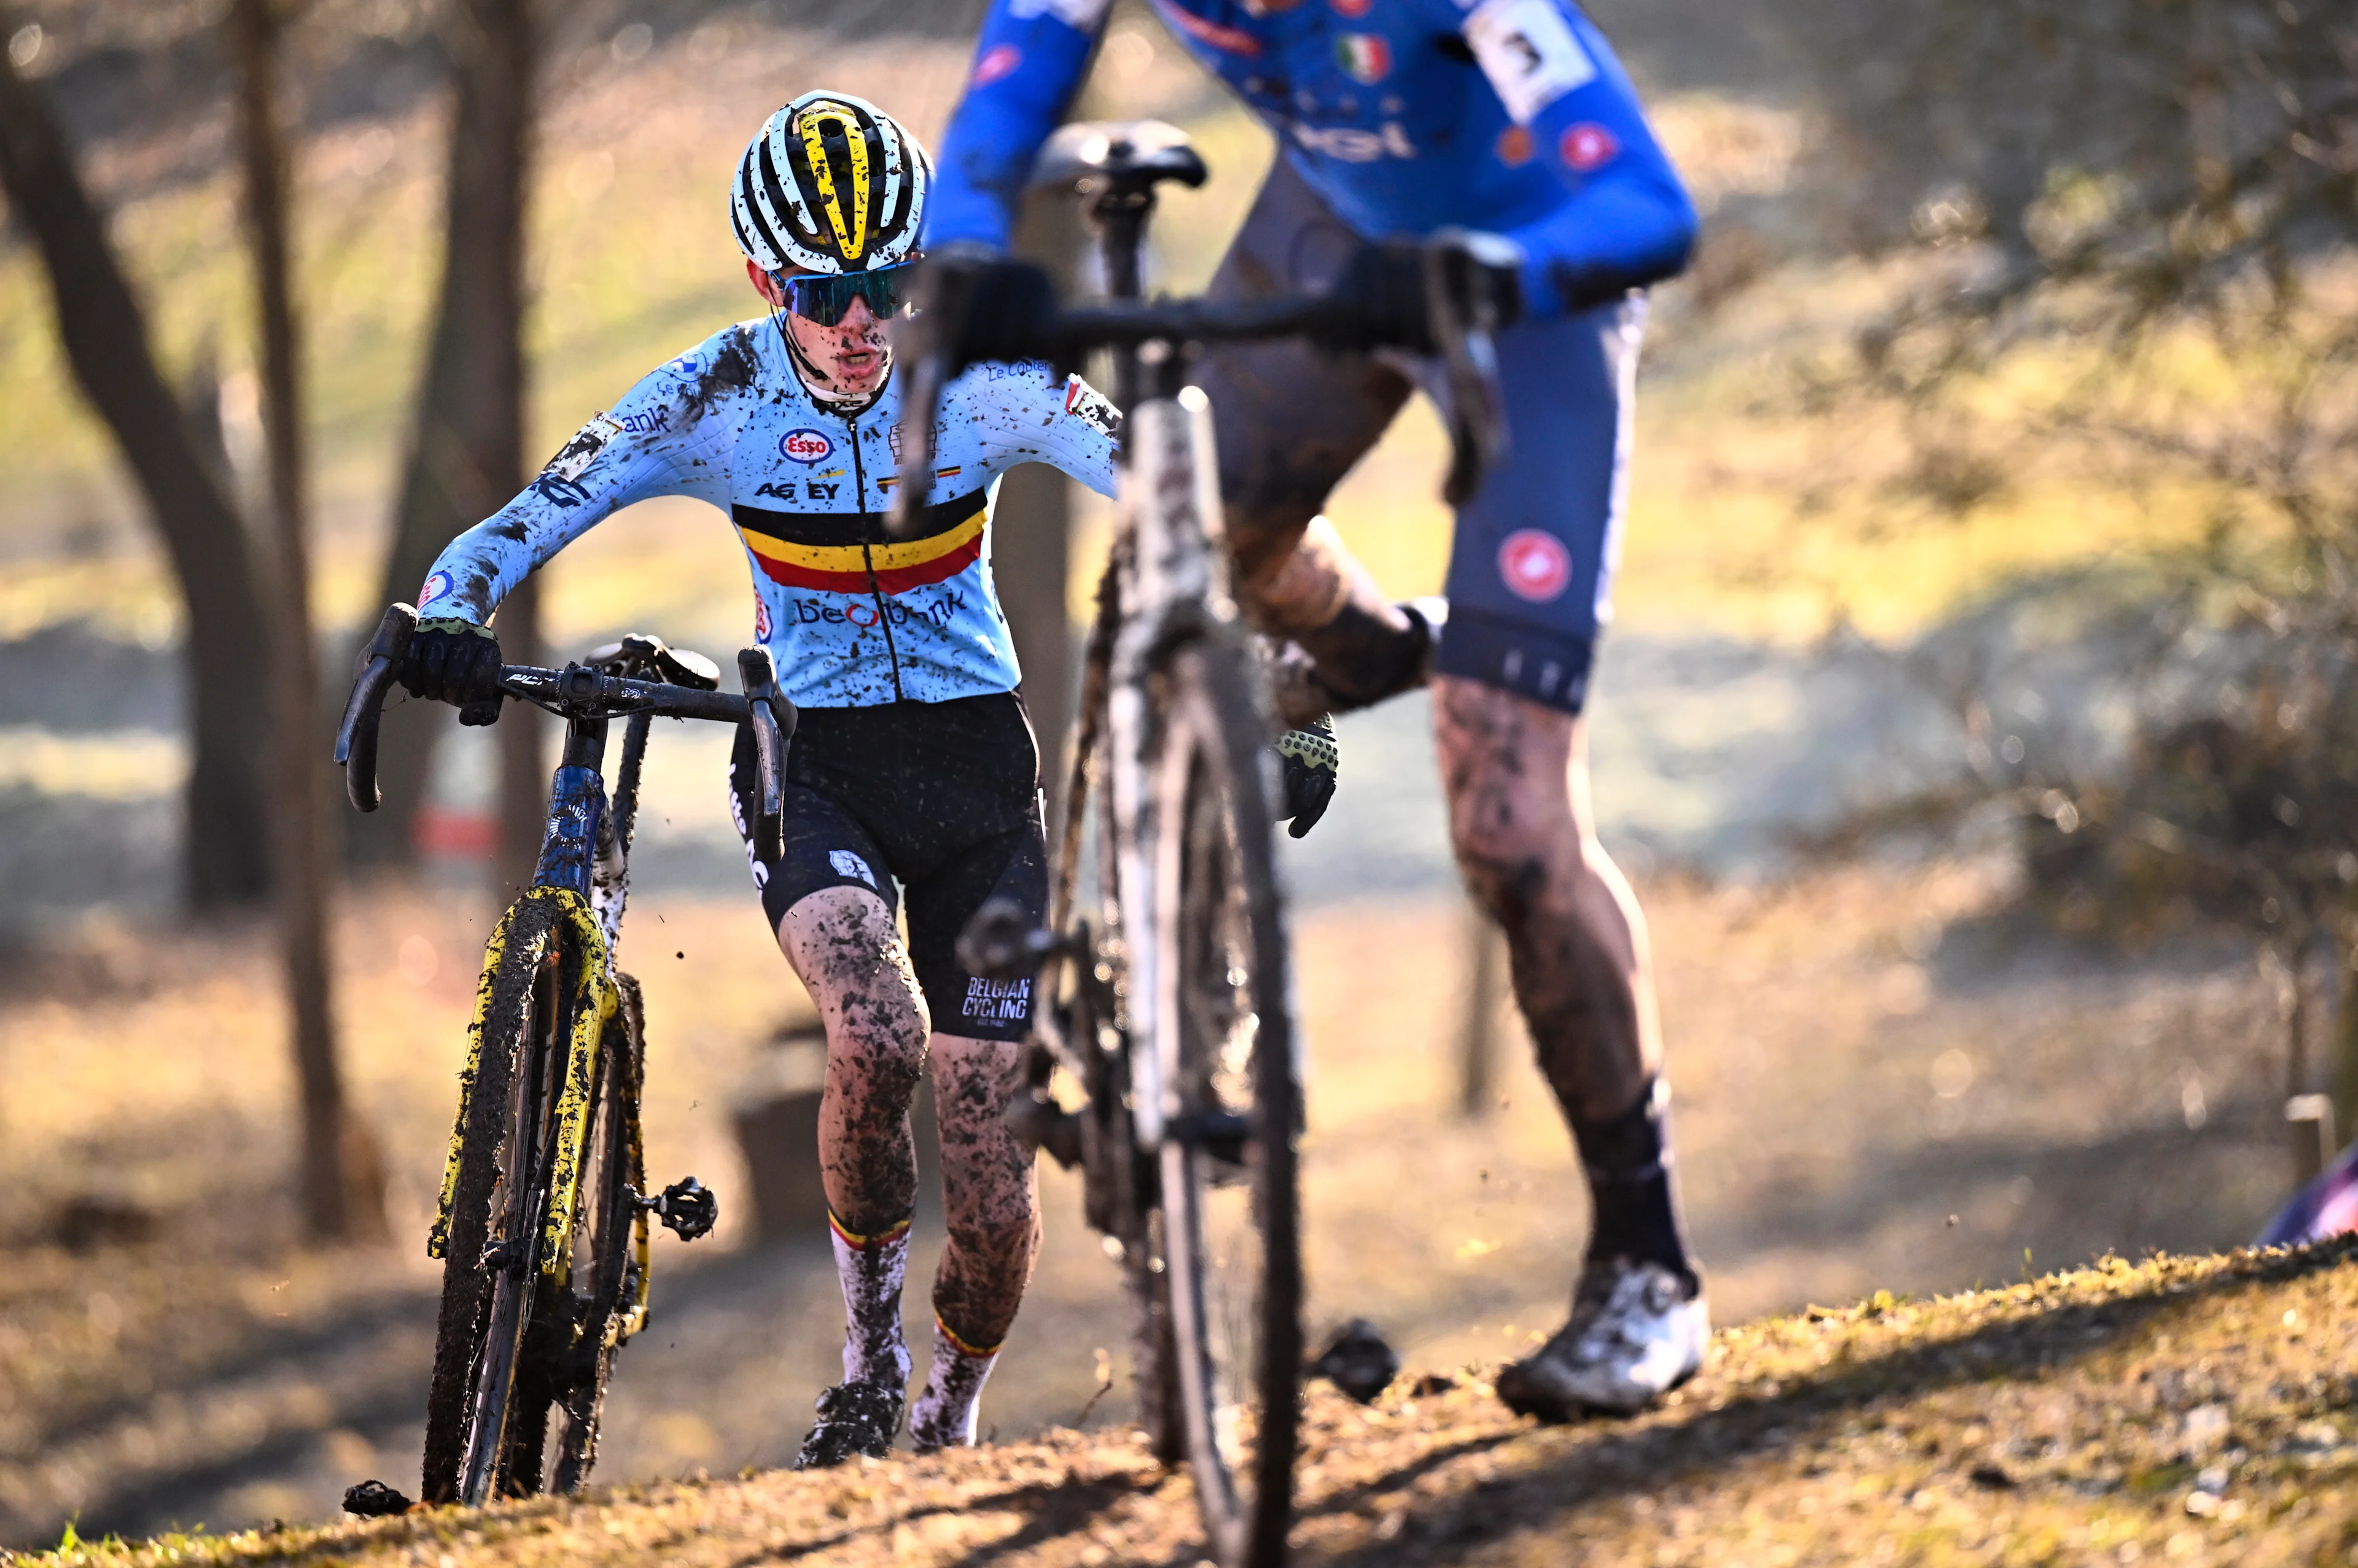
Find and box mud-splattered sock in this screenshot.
[906,1316,1002,1451]
[1573,1076,1699,1296]
[828,1211,912,1388]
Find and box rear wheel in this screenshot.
[1143,639,1302,1568]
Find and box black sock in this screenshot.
[1571,1076,1698,1295]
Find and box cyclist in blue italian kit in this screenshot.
[930,0,1710,1418]
[398,93,1138,1466]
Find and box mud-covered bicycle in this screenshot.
[335,612,794,1505]
[906,122,1516,1568]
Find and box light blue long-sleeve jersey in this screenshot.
[416,318,1121,707]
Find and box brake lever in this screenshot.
[334,602,418,812]
[1424,230,1519,508]
[889,249,988,540]
[736,646,794,863]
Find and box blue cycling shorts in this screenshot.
[1195,158,1643,716]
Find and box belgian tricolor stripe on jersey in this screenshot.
[731,492,987,594]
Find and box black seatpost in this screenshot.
[1091,184,1152,411]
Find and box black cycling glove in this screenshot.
[400,617,504,725]
[1313,238,1523,356]
[922,245,1064,376]
[1274,714,1339,839]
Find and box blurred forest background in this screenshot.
[0,0,2351,1547]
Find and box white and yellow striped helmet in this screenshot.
[730,90,930,275]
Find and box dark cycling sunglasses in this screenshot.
[775,260,917,326]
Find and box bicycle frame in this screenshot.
[1102,377,1239,1149]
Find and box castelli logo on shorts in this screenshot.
[1560,123,1621,173]
[1498,530,1573,603]
[779,428,833,464]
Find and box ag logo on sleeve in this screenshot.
[1464,0,1596,125]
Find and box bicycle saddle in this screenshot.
[1033,120,1206,200]
[585,634,722,691]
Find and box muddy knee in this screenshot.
[782,888,932,1050]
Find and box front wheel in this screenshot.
[421,890,610,1506]
[1143,638,1303,1568]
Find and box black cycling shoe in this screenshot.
[793,1379,906,1469]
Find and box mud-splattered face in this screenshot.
[748,258,892,398]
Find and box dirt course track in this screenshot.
[31,1240,2358,1568]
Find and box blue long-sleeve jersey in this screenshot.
[928,0,1697,317]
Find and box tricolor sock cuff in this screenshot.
[907,1315,1003,1451]
[1571,1076,1699,1295]
[828,1211,914,1388]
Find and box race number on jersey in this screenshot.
[1008,0,1111,26]
[1463,0,1597,125]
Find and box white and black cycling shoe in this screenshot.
[793,1379,906,1469]
[1495,1259,1707,1421]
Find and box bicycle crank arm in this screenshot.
[956,896,1079,982]
[1166,1109,1251,1166]
[1005,1092,1084,1171]
[629,1176,719,1241]
[478,1235,530,1275]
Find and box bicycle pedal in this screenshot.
[636,1176,719,1241]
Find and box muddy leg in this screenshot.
[1433,677,1656,1117]
[777,886,930,1387]
[908,1034,1038,1449]
[1433,677,1694,1286]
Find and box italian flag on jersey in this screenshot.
[1335,33,1390,84]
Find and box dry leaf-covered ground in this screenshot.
[0,858,2300,1551]
[26,1242,2358,1567]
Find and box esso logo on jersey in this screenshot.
[779,428,833,464]
[1498,530,1573,603]
[1560,123,1621,173]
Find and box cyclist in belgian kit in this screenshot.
[928,0,1710,1416]
[399,93,1128,1466]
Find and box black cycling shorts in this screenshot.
[727,691,1047,1042]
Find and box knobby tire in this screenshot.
[1148,637,1304,1568]
[422,896,629,1505]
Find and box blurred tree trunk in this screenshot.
[354,0,541,875]
[235,0,389,1244]
[0,28,273,909]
